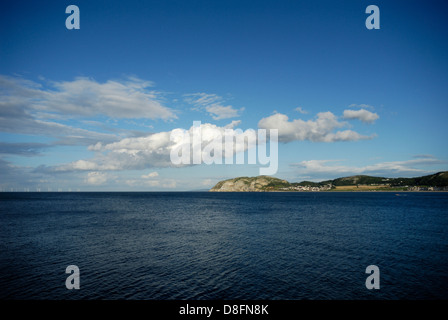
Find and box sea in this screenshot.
[0,191,447,300]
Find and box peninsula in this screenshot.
[209,171,448,192]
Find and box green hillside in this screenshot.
[210,171,448,191]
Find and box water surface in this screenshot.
[1,192,447,300]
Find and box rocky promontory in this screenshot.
[209,176,290,192]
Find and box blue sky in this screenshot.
[1,0,447,191]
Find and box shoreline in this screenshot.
[209,190,448,193]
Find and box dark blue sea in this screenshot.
[0,192,447,300]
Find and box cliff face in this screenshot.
[209,176,289,192]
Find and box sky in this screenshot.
[0,0,447,191]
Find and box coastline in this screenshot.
[208,190,448,193]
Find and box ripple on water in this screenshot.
[0,192,447,300]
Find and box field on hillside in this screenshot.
[333,185,392,191]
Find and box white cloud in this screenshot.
[1,75,176,120]
[343,109,379,123]
[56,159,119,171]
[224,120,241,129]
[124,177,178,189]
[125,179,160,187]
[85,172,108,185]
[0,75,176,146]
[258,112,374,143]
[184,92,243,120]
[162,180,177,188]
[54,121,257,172]
[295,107,308,114]
[0,101,118,146]
[348,104,375,110]
[147,180,161,187]
[184,93,221,107]
[55,107,378,173]
[70,160,100,171]
[141,171,159,178]
[292,157,444,178]
[205,104,244,120]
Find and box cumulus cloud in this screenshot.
[85,172,108,185]
[184,92,244,120]
[53,121,258,172]
[343,109,379,123]
[258,112,374,143]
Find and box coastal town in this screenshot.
[276,184,333,192]
[275,184,448,192]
